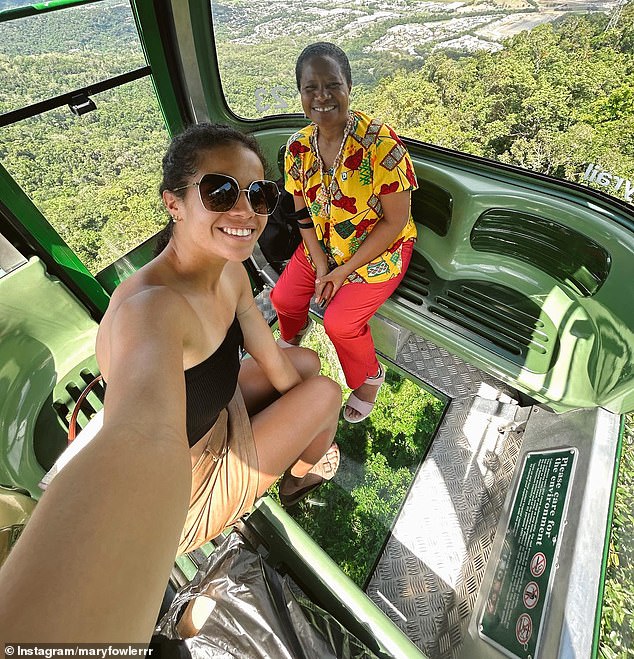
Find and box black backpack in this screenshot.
[257,179,302,269]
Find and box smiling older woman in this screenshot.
[270,42,418,423]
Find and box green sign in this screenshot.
[480,449,577,659]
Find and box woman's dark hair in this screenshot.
[154,122,267,255]
[295,42,352,91]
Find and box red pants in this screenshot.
[270,242,413,390]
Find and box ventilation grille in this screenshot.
[471,209,610,297]
[430,285,551,357]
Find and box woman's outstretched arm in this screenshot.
[0,289,192,642]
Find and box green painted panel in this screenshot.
[0,165,110,314]
[0,258,98,498]
[130,0,186,137]
[96,233,159,294]
[411,178,453,237]
[471,209,611,297]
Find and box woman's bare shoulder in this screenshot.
[96,268,192,374]
[222,261,252,305]
[108,261,193,317]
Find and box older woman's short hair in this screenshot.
[295,42,352,91]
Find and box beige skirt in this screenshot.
[178,386,259,555]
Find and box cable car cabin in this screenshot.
[1,0,633,656]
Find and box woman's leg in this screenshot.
[238,352,341,496]
[270,245,316,343]
[238,345,320,416]
[250,374,341,496]
[324,242,414,419]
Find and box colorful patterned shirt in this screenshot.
[284,110,418,284]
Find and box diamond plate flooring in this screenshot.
[367,332,530,659]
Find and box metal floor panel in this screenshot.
[367,332,530,659]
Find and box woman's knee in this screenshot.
[308,375,342,414]
[271,287,304,319]
[289,346,321,379]
[270,281,297,311]
[269,283,284,311]
[323,308,362,341]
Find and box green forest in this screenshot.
[1,1,634,655]
[360,13,634,185]
[1,1,633,273]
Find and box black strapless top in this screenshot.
[184,316,243,446]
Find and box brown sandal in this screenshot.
[279,442,340,507]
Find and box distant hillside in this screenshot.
[0,0,138,55]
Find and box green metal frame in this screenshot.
[0,0,98,23]
[185,0,234,125]
[168,0,309,132]
[247,497,428,659]
[0,164,110,314]
[592,414,626,658]
[129,0,186,137]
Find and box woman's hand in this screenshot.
[314,258,331,305]
[315,265,349,306]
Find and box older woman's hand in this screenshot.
[313,258,330,304]
[315,265,349,306]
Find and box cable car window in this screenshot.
[2,80,169,274]
[211,1,301,119]
[0,1,145,115]
[210,0,634,208]
[0,0,170,275]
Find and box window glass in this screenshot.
[272,325,445,587]
[0,0,146,115]
[0,0,170,275]
[0,231,27,278]
[2,80,169,273]
[211,0,634,209]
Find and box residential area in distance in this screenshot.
[216,0,621,55]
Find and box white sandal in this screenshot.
[277,318,314,349]
[343,366,386,424]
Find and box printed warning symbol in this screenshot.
[516,613,533,645]
[530,551,547,578]
[523,581,539,609]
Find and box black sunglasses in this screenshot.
[173,173,279,216]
